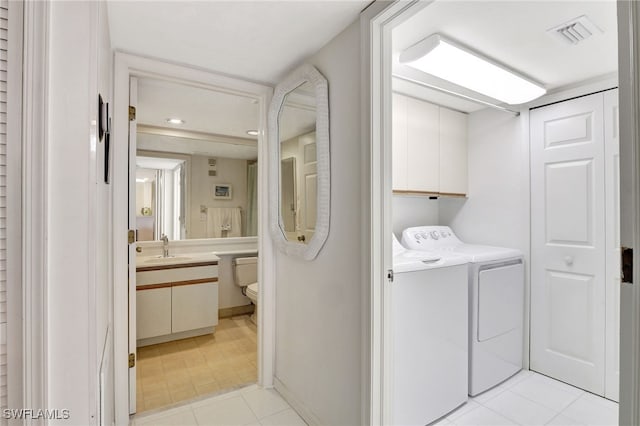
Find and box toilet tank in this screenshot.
[233,256,258,287]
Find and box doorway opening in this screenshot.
[131,76,262,413]
[366,0,635,424]
[112,53,275,423]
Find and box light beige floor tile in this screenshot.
[483,390,558,425]
[259,409,307,426]
[193,395,258,426]
[137,407,198,426]
[136,316,257,413]
[561,393,618,426]
[242,388,290,419]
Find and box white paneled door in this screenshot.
[298,132,317,243]
[530,90,619,400]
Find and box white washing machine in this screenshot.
[391,235,469,425]
[401,226,524,396]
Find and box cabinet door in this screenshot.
[406,97,439,193]
[439,107,468,195]
[171,282,219,333]
[137,287,172,339]
[392,93,408,190]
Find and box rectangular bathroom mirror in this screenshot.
[134,77,259,241]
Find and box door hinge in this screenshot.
[622,247,633,284]
[387,269,394,283]
[128,353,136,368]
[129,106,136,121]
[128,229,136,244]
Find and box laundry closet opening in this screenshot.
[127,75,263,414]
[386,1,620,425]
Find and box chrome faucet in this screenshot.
[161,234,169,257]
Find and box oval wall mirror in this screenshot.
[268,64,330,260]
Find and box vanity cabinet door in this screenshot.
[171,282,219,333]
[137,287,172,339]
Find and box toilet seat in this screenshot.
[246,283,258,300]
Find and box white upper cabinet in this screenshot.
[392,93,468,196]
[407,96,440,193]
[439,107,468,195]
[392,94,409,190]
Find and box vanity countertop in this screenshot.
[213,249,258,257]
[136,252,220,270]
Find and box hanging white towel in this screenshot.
[207,207,242,238]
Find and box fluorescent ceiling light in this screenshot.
[399,34,546,105]
[246,130,259,136]
[166,118,185,125]
[136,178,148,183]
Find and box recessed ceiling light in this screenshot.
[246,130,259,136]
[166,118,185,125]
[399,34,546,105]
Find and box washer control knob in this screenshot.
[430,231,439,240]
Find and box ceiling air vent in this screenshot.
[547,15,603,45]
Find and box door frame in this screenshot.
[364,0,640,424]
[112,52,275,424]
[360,1,433,424]
[616,1,640,423]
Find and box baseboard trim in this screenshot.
[136,326,215,347]
[274,377,322,426]
[219,304,254,319]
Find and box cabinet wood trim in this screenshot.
[171,277,218,287]
[136,261,218,272]
[137,283,173,291]
[438,192,467,198]
[392,190,467,198]
[136,277,218,291]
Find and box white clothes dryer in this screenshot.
[391,235,469,425]
[401,226,525,396]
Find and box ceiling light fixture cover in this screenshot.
[166,118,185,125]
[399,34,546,105]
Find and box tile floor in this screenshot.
[131,384,307,426]
[136,315,257,412]
[434,370,618,426]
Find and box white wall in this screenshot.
[189,156,249,239]
[392,195,439,238]
[439,108,529,255]
[274,21,363,425]
[47,1,113,424]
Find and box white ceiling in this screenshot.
[137,132,259,159]
[137,78,260,139]
[136,156,184,171]
[392,0,618,111]
[107,1,370,85]
[136,76,317,158]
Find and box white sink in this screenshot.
[142,255,192,265]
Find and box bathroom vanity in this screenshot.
[135,253,220,347]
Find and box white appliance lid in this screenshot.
[393,250,470,273]
[436,244,522,263]
[401,225,522,263]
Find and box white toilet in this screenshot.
[233,257,258,324]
